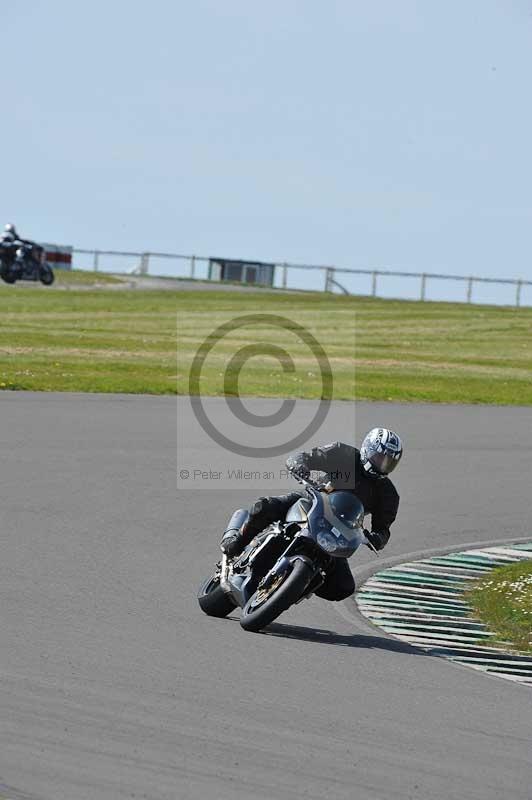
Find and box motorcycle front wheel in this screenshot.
[240,559,314,632]
[39,266,55,285]
[197,572,237,618]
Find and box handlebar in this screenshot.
[364,535,379,554]
[287,469,322,491]
[288,469,336,495]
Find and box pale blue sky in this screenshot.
[2,1,531,291]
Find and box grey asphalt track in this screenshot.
[1,393,531,800]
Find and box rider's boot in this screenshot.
[220,494,301,557]
[220,509,255,557]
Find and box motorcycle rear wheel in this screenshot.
[197,573,237,618]
[240,559,314,632]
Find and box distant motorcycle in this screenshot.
[0,241,54,285]
[198,473,375,632]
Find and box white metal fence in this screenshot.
[72,248,532,308]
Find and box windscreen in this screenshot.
[324,491,364,530]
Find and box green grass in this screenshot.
[0,287,177,393]
[465,560,532,653]
[54,269,123,285]
[1,286,532,399]
[178,290,532,404]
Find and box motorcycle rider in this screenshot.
[0,224,20,248]
[220,428,403,601]
[0,226,18,276]
[2,223,21,240]
[0,224,38,280]
[0,224,28,277]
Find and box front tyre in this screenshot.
[240,559,314,632]
[197,573,237,618]
[39,266,55,285]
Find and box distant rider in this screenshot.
[0,223,31,246]
[220,428,403,601]
[0,225,19,274]
[2,223,21,240]
[0,224,35,278]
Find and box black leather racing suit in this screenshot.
[0,229,32,278]
[244,442,400,601]
[0,237,17,269]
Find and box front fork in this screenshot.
[257,538,328,603]
[219,554,233,596]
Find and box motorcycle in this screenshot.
[0,241,54,285]
[198,473,376,632]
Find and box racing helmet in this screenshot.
[360,428,403,479]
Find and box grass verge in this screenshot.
[0,287,177,393]
[0,286,532,399]
[178,290,532,404]
[465,560,532,653]
[53,269,123,286]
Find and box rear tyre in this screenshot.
[240,559,314,632]
[1,270,16,284]
[197,573,237,618]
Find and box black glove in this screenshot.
[365,530,387,551]
[286,456,310,480]
[220,530,243,557]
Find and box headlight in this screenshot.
[317,528,349,553]
[317,525,365,556]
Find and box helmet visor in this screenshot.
[368,451,400,476]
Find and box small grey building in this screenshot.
[208,258,275,286]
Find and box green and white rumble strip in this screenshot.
[356,543,532,685]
